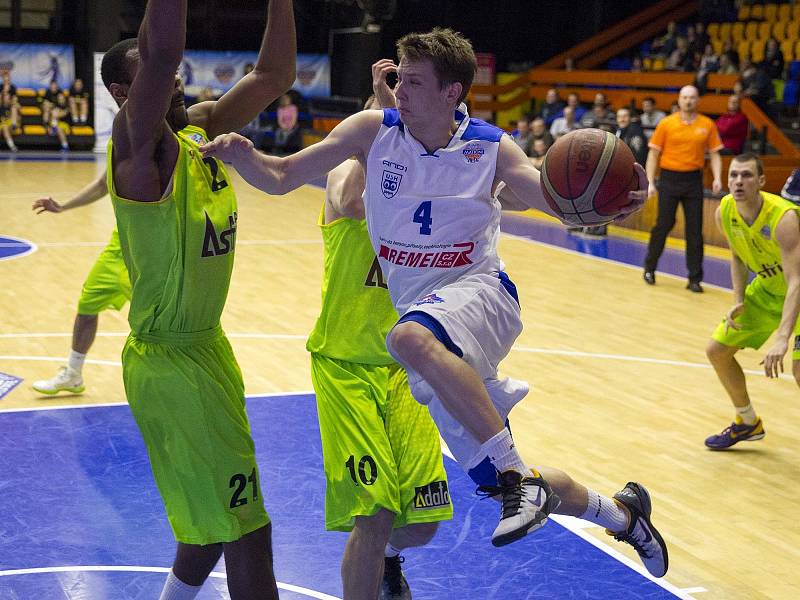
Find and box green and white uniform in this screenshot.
[109,125,268,544]
[713,191,800,360]
[307,211,452,532]
[77,229,131,314]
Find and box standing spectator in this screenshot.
[68,78,90,124]
[549,105,580,138]
[615,107,648,165]
[530,116,554,148]
[529,137,548,170]
[716,95,749,154]
[41,79,61,126]
[1,72,19,152]
[643,85,724,292]
[510,117,534,156]
[761,37,784,80]
[538,88,564,126]
[274,92,300,154]
[640,96,666,140]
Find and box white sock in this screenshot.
[581,489,629,533]
[67,350,87,374]
[480,429,528,476]
[384,542,401,558]
[736,404,757,425]
[158,570,202,600]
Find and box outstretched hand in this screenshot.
[199,133,254,163]
[32,197,63,214]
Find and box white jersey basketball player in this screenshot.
[201,28,651,551]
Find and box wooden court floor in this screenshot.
[1,157,798,599]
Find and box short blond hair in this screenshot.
[396,28,476,105]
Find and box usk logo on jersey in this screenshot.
[202,210,237,257]
[463,143,484,163]
[382,170,403,199]
[413,481,450,510]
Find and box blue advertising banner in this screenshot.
[0,43,75,89]
[180,51,329,98]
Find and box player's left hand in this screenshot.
[712,178,723,195]
[761,337,788,378]
[615,163,649,222]
[199,133,254,163]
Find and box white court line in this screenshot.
[32,239,322,248]
[0,566,340,599]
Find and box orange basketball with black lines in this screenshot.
[540,128,639,226]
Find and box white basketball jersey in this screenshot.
[364,105,506,314]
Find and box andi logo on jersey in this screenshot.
[202,211,237,257]
[463,143,484,163]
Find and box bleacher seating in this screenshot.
[10,87,94,150]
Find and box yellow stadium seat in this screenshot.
[772,21,786,40]
[750,4,763,20]
[737,5,750,20]
[719,22,732,41]
[794,4,800,21]
[758,22,772,40]
[16,88,36,98]
[23,125,46,135]
[707,22,720,41]
[751,40,765,62]
[738,39,751,61]
[778,4,791,21]
[20,106,41,117]
[787,21,799,41]
[745,21,759,41]
[652,57,665,71]
[781,39,796,60]
[731,22,745,43]
[69,126,94,136]
[763,4,777,21]
[712,39,724,55]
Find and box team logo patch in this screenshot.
[413,481,451,510]
[0,372,22,401]
[381,170,403,199]
[413,293,445,306]
[760,225,772,240]
[463,143,484,163]
[379,241,474,269]
[188,133,205,145]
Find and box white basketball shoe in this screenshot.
[32,366,85,395]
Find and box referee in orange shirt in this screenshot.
[643,85,723,292]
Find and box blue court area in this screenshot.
[0,235,36,261]
[0,394,680,599]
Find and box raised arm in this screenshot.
[33,170,108,214]
[200,109,381,195]
[189,0,296,138]
[763,210,800,377]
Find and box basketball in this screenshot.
[540,128,639,226]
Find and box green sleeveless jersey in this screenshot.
[108,125,238,338]
[306,212,398,365]
[720,191,799,297]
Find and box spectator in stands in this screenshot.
[616,107,648,165]
[720,39,740,70]
[716,94,749,154]
[670,101,680,113]
[1,72,19,151]
[593,92,609,109]
[781,169,800,204]
[274,92,300,154]
[640,96,666,140]
[651,21,678,57]
[761,37,784,80]
[667,37,691,71]
[529,138,548,170]
[631,56,644,72]
[693,22,710,56]
[511,117,534,156]
[530,116,554,148]
[68,78,90,125]
[539,88,565,126]
[48,92,70,151]
[695,43,720,93]
[740,59,775,114]
[550,105,580,138]
[580,101,616,132]
[41,79,61,127]
[564,56,575,72]
[686,27,701,58]
[552,92,587,123]
[717,52,738,75]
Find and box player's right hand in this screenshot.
[199,133,254,163]
[724,302,745,333]
[371,59,397,109]
[32,197,62,214]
